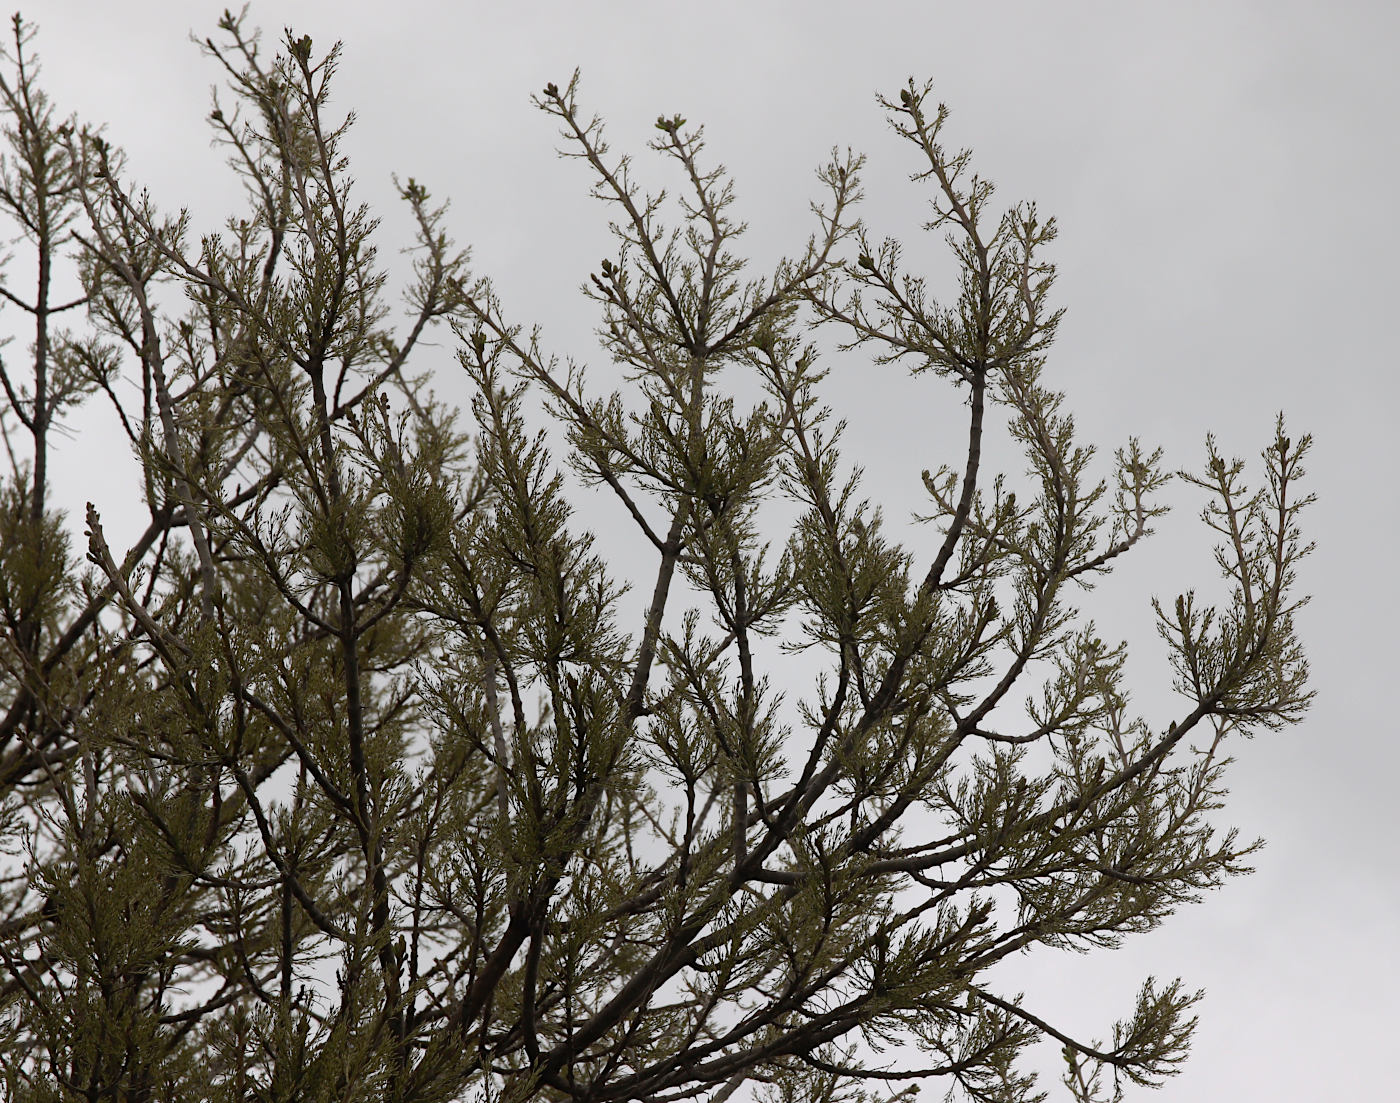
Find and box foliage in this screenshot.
[0,12,1311,1103]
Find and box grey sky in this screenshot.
[27,0,1400,1098]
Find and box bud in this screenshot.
[544,82,559,98]
[858,254,876,270]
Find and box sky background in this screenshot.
[25,1,1400,1099]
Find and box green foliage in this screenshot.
[0,18,1311,1103]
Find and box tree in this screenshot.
[0,12,1313,1103]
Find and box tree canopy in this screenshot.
[0,12,1312,1103]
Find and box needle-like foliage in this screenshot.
[0,14,1311,1103]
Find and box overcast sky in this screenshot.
[26,1,1400,1099]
